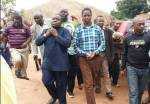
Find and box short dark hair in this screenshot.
[82,7,92,15]
[34,14,43,19]
[96,15,103,18]
[94,15,104,23]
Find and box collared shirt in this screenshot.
[4,26,31,48]
[30,21,50,56]
[31,23,45,44]
[74,24,105,56]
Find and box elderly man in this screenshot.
[4,14,31,80]
[36,14,71,104]
[31,14,45,71]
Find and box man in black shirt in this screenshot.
[122,20,150,104]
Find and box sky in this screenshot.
[14,0,118,14]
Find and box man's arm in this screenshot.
[121,38,128,69]
[94,29,106,54]
[35,31,47,46]
[21,27,32,48]
[74,28,87,56]
[55,29,71,48]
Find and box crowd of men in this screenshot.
[0,7,150,104]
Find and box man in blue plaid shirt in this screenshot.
[74,23,105,56]
[74,8,108,104]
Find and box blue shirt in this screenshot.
[74,24,106,56]
[35,27,71,71]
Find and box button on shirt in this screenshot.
[74,24,105,56]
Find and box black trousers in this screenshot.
[42,69,67,104]
[111,53,120,85]
[67,55,83,93]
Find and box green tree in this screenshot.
[1,0,16,11]
[111,0,150,20]
[1,0,16,17]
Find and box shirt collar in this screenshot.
[81,23,95,29]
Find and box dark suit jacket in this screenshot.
[36,27,71,71]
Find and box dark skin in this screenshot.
[82,10,92,27]
[133,20,144,34]
[94,16,105,29]
[12,16,32,48]
[114,22,121,31]
[44,15,61,37]
[121,20,145,75]
[34,15,44,26]
[59,9,69,22]
[82,10,95,60]
[33,14,44,70]
[13,17,23,28]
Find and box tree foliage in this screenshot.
[111,0,150,20]
[1,0,16,10]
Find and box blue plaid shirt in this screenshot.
[74,24,105,56]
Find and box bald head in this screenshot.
[51,14,62,28]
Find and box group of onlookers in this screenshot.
[0,7,150,104]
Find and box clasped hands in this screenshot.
[44,27,58,37]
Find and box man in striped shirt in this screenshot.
[74,8,106,104]
[4,14,32,80]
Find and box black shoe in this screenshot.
[95,85,101,93]
[15,70,21,77]
[106,92,114,100]
[47,97,57,104]
[67,91,75,98]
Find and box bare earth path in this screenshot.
[14,55,147,104]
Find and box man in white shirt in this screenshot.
[30,14,45,71]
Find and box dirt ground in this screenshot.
[14,55,148,104]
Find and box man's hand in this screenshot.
[20,42,28,48]
[86,52,95,60]
[43,29,52,37]
[44,28,58,37]
[50,27,58,37]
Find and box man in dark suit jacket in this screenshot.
[36,14,71,104]
[94,15,113,99]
